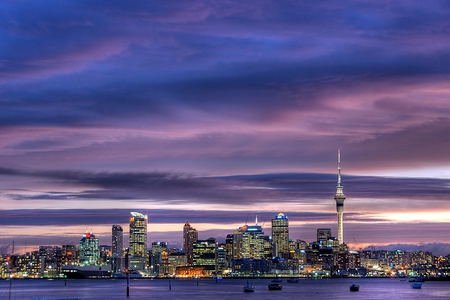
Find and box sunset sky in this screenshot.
[1,1,450,256]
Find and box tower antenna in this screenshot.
[334,149,346,245]
[338,149,341,187]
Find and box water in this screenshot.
[1,278,449,300]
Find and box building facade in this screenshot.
[272,213,289,259]
[129,212,147,270]
[111,224,123,273]
[78,231,99,266]
[183,221,198,266]
[193,238,218,274]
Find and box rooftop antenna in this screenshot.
[255,215,258,226]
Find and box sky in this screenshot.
[1,0,450,256]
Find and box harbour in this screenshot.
[2,278,450,300]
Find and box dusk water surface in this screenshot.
[2,278,450,300]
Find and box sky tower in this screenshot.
[334,149,346,245]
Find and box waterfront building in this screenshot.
[334,149,346,244]
[272,212,289,258]
[78,231,99,266]
[183,221,198,266]
[129,212,147,270]
[151,241,168,276]
[193,238,218,274]
[99,245,111,265]
[111,224,123,273]
[217,245,227,272]
[129,212,147,257]
[61,245,77,266]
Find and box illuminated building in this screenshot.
[272,212,289,258]
[317,228,332,244]
[225,234,234,264]
[151,242,168,276]
[78,231,99,266]
[129,212,147,270]
[232,229,243,260]
[111,225,123,272]
[235,217,265,259]
[193,238,218,274]
[183,221,198,266]
[334,149,346,245]
[61,244,77,266]
[129,212,147,257]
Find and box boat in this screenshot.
[271,277,282,283]
[349,284,360,291]
[61,265,111,279]
[409,275,426,282]
[411,282,422,289]
[268,283,282,290]
[287,278,299,283]
[244,281,255,293]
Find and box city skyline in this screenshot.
[1,1,450,256]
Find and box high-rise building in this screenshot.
[111,225,123,273]
[61,245,77,266]
[112,225,123,257]
[193,238,217,274]
[151,242,168,276]
[234,218,265,259]
[78,231,99,266]
[271,212,289,258]
[317,228,332,244]
[129,212,147,258]
[232,229,243,260]
[334,149,346,244]
[183,221,198,266]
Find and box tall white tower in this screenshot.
[334,149,346,245]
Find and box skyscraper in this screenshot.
[271,212,289,258]
[112,224,123,272]
[192,237,217,274]
[78,231,99,266]
[183,221,198,266]
[234,217,265,259]
[334,149,346,245]
[129,212,147,258]
[317,228,332,244]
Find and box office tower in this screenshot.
[271,212,289,258]
[111,225,123,272]
[129,212,147,258]
[61,245,77,266]
[112,225,123,257]
[192,238,217,274]
[78,231,99,266]
[151,242,168,276]
[217,245,227,272]
[183,221,198,266]
[334,149,346,244]
[235,217,265,259]
[225,234,234,262]
[317,228,332,244]
[232,229,243,260]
